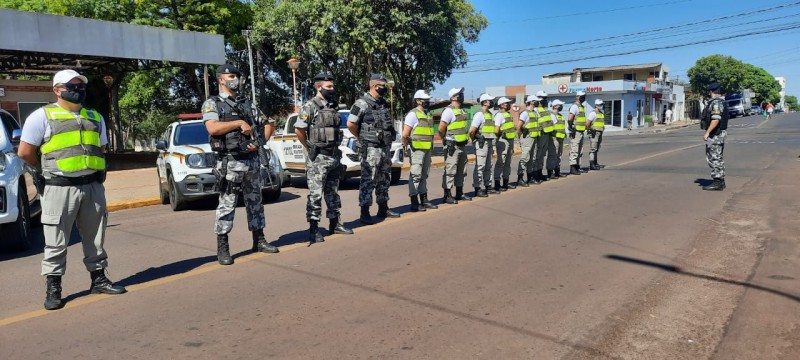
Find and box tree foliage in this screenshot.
[252,0,487,113]
[688,54,780,103]
[786,95,797,111]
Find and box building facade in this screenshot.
[0,79,54,123]
[775,76,786,110]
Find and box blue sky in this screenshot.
[432,0,800,99]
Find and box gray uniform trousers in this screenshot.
[547,137,564,170]
[588,130,603,162]
[518,135,536,175]
[494,137,514,180]
[306,152,343,222]
[569,130,586,166]
[408,148,431,196]
[215,157,265,235]
[41,181,108,276]
[359,146,392,206]
[473,138,495,188]
[442,143,468,190]
[706,130,727,179]
[535,134,553,171]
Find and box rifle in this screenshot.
[475,132,486,149]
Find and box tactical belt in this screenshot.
[45,172,102,186]
[220,152,255,161]
[317,146,336,156]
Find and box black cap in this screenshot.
[707,81,720,92]
[370,73,387,82]
[217,64,241,76]
[313,73,334,81]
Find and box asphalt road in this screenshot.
[2,114,799,359]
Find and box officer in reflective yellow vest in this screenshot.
[546,99,568,179]
[568,91,589,175]
[17,70,126,311]
[438,87,471,204]
[494,97,517,191]
[517,95,542,186]
[402,90,438,212]
[470,94,500,197]
[587,98,606,170]
[533,91,555,181]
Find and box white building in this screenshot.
[775,76,786,110]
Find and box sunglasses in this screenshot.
[60,83,87,91]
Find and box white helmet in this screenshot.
[594,99,604,105]
[536,90,548,97]
[526,95,541,103]
[448,87,464,98]
[551,99,564,108]
[576,90,586,96]
[413,90,431,100]
[479,93,494,103]
[496,97,512,106]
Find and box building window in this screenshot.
[593,75,604,81]
[649,71,659,79]
[624,73,636,81]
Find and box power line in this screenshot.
[491,0,694,25]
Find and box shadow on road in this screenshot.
[604,254,800,303]
[115,255,218,288]
[694,178,714,187]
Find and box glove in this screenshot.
[308,144,318,162]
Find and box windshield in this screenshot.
[727,100,741,106]
[173,122,210,146]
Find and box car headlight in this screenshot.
[185,153,208,168]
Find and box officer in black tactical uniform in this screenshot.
[203,64,278,265]
[700,81,729,191]
[347,74,400,225]
[296,73,353,243]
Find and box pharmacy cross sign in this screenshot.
[558,84,568,93]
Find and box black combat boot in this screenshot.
[217,234,233,265]
[589,160,600,170]
[420,193,438,210]
[545,169,552,180]
[495,180,506,192]
[89,269,127,295]
[444,189,458,204]
[456,187,472,201]
[596,155,606,168]
[377,203,400,218]
[410,195,424,212]
[570,164,581,175]
[518,173,529,187]
[253,230,279,253]
[554,167,563,178]
[360,205,375,225]
[308,221,324,243]
[329,216,353,235]
[702,178,726,191]
[475,187,488,198]
[44,275,64,310]
[504,177,516,189]
[487,185,500,194]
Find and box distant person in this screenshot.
[666,108,673,124]
[627,111,633,130]
[766,102,774,119]
[700,81,728,191]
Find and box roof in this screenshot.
[542,63,664,78]
[0,8,226,75]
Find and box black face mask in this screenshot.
[420,100,430,109]
[376,86,388,97]
[454,94,464,103]
[321,88,336,103]
[60,89,86,104]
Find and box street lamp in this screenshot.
[241,29,258,107]
[102,75,114,150]
[387,80,395,120]
[287,58,301,113]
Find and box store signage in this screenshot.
[0,87,4,97]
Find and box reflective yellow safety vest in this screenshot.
[410,110,435,150]
[553,112,567,139]
[41,105,105,175]
[446,108,469,143]
[574,104,587,132]
[499,111,516,140]
[479,111,496,139]
[523,109,541,138]
[592,112,605,131]
[538,107,554,133]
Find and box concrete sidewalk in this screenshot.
[105,120,695,211]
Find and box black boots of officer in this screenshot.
[410,195,424,212]
[456,187,472,201]
[377,202,400,218]
[443,189,458,205]
[570,164,581,175]
[44,275,63,310]
[217,234,233,265]
[475,187,488,197]
[329,216,353,235]
[518,173,529,187]
[703,178,726,191]
[360,205,375,225]
[554,167,564,178]
[308,221,324,243]
[253,230,279,253]
[495,180,506,192]
[504,178,516,190]
[487,184,500,194]
[90,269,127,295]
[420,194,437,210]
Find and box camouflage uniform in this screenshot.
[360,146,392,206]
[703,95,728,180]
[347,92,394,207]
[297,97,344,222]
[706,130,726,178]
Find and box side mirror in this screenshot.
[11,129,21,146]
[155,140,167,151]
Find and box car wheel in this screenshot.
[391,168,401,185]
[168,173,187,211]
[158,172,169,205]
[2,182,32,252]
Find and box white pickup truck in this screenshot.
[0,109,40,251]
[155,114,282,211]
[268,110,404,185]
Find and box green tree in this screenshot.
[741,64,780,104]
[786,95,797,111]
[687,55,745,95]
[252,0,487,114]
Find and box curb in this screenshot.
[107,198,161,212]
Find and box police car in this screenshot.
[155,114,282,211]
[268,110,403,185]
[0,109,41,251]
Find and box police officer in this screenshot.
[517,95,542,187]
[547,99,568,179]
[17,69,126,310]
[296,73,353,243]
[438,87,471,204]
[203,64,278,265]
[494,97,517,191]
[347,74,400,224]
[402,90,437,212]
[587,99,606,170]
[533,91,554,181]
[470,94,499,197]
[568,91,590,175]
[701,81,729,191]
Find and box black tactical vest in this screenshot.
[308,97,341,148]
[360,94,394,147]
[209,96,252,156]
[701,97,729,135]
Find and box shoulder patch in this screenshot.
[202,100,217,114]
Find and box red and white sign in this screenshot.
[558,84,568,93]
